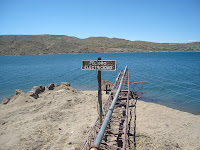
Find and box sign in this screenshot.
[81,58,117,124]
[82,60,116,71]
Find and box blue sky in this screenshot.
[0,0,199,43]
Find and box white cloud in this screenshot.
[188,40,197,42]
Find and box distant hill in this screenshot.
[0,35,200,56]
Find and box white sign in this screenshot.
[82,60,117,71]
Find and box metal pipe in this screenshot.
[82,71,122,150]
[90,66,128,150]
[82,71,121,150]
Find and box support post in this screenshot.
[97,57,102,124]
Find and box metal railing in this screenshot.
[82,66,129,150]
[90,66,128,149]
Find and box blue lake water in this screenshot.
[0,52,200,114]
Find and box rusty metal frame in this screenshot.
[82,67,129,150]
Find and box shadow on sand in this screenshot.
[127,92,137,149]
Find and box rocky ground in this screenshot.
[0,84,105,150]
[0,83,200,150]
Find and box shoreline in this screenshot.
[135,100,200,150]
[1,51,200,57]
[138,99,200,116]
[0,85,200,149]
[1,86,200,116]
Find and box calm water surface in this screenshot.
[0,52,200,114]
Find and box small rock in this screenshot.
[39,85,45,92]
[28,86,41,99]
[174,143,180,148]
[101,80,114,91]
[28,92,38,99]
[28,85,46,99]
[2,98,10,104]
[58,128,62,130]
[54,83,59,87]
[68,142,73,145]
[165,143,169,146]
[47,84,55,90]
[32,86,42,94]
[61,82,70,86]
[15,89,24,95]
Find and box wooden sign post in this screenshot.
[97,57,102,123]
[82,58,117,124]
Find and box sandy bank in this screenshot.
[0,86,200,150]
[134,100,200,150]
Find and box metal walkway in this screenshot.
[82,66,129,150]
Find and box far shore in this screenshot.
[1,51,200,57]
[0,85,200,150]
[1,35,200,56]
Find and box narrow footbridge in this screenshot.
[82,66,131,150]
